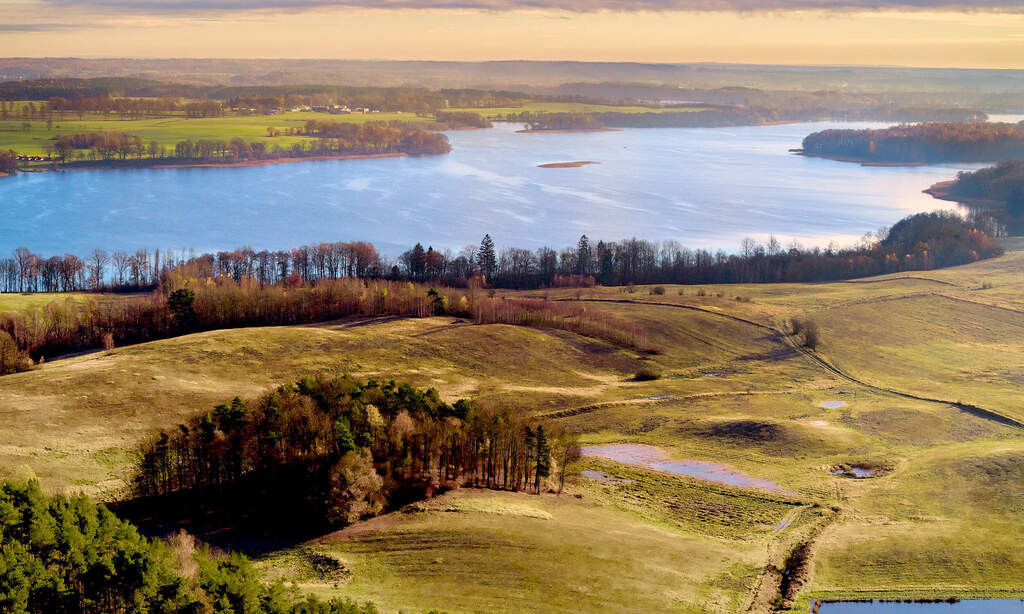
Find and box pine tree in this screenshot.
[534,425,550,493]
[410,243,426,279]
[477,234,497,281]
[576,235,592,276]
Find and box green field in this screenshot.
[1,243,1022,611]
[0,101,709,157]
[0,109,432,156]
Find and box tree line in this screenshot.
[0,272,654,372]
[0,211,997,367]
[0,77,529,117]
[399,213,1000,288]
[133,376,581,529]
[1,213,1001,296]
[0,479,388,613]
[801,122,1024,164]
[505,107,773,130]
[37,122,452,166]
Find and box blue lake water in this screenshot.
[0,121,985,256]
[818,600,1024,613]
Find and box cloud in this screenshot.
[35,0,1024,12]
[0,23,85,31]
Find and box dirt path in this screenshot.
[557,297,1024,430]
[538,390,796,420]
[776,321,1024,429]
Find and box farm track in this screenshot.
[830,275,959,287]
[561,297,1024,429]
[537,389,795,420]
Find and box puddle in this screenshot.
[809,420,829,426]
[819,401,847,409]
[581,470,633,484]
[580,444,787,492]
[704,373,721,378]
[831,465,881,478]
[642,395,673,401]
[816,600,1024,612]
[774,517,794,532]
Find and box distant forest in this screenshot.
[510,107,773,130]
[0,76,1001,129]
[3,59,1024,98]
[800,122,1024,164]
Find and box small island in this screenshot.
[799,122,1024,165]
[537,160,600,168]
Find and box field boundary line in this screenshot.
[556,297,1024,429]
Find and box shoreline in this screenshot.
[150,152,408,169]
[6,152,412,175]
[516,128,622,134]
[793,151,927,167]
[923,180,1006,208]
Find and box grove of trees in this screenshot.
[801,122,1024,163]
[133,376,581,530]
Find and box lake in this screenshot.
[0,121,986,256]
[817,600,1024,613]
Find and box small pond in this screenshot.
[580,443,787,492]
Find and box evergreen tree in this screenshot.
[409,243,426,279]
[576,235,592,276]
[477,234,497,281]
[534,425,550,493]
[168,287,197,330]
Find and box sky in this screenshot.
[2,0,1023,68]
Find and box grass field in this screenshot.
[1,241,1022,611]
[0,110,431,156]
[0,101,709,156]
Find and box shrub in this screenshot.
[790,318,821,349]
[633,367,662,381]
[0,330,31,374]
[650,286,666,295]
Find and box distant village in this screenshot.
[260,104,387,115]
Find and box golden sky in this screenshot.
[3,1,1023,68]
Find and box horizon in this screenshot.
[4,4,1023,70]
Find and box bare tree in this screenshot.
[88,249,109,290]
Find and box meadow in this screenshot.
[0,101,709,156]
[0,109,430,156]
[0,242,1021,612]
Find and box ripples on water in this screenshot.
[0,122,986,255]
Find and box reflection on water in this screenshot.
[0,121,986,255]
[580,443,786,492]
